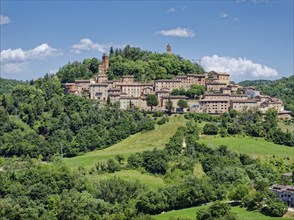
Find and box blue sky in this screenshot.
[0,0,293,82]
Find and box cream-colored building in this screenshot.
[230,100,258,111]
[64,83,78,94]
[206,82,227,92]
[199,99,230,114]
[203,93,230,100]
[89,83,109,101]
[216,72,230,85]
[175,74,206,88]
[154,79,182,92]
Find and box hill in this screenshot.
[239,75,294,112]
[56,45,205,83]
[0,78,28,95]
[63,116,187,169]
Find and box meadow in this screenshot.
[153,205,291,220]
[200,135,294,161]
[63,115,187,169]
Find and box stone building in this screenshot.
[270,184,294,208]
[64,83,78,94]
[154,79,182,92]
[199,99,230,114]
[89,83,109,100]
[175,74,206,88]
[230,99,258,111]
[206,82,227,92]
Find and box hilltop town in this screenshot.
[64,45,291,118]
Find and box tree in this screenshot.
[203,123,218,135]
[186,85,205,99]
[196,201,237,220]
[146,94,158,111]
[166,96,173,115]
[263,108,278,132]
[177,99,188,112]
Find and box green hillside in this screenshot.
[200,136,294,161]
[63,116,187,169]
[153,205,291,220]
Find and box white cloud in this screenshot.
[71,38,124,54]
[167,7,176,13]
[1,62,28,74]
[155,27,195,38]
[71,38,108,53]
[200,55,278,78]
[1,43,61,62]
[0,43,62,74]
[0,15,11,25]
[219,12,229,18]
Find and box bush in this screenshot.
[203,123,218,135]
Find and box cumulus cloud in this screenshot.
[1,43,61,62]
[155,27,195,38]
[0,43,62,74]
[1,62,29,74]
[0,15,11,25]
[71,38,109,53]
[71,38,124,54]
[219,12,229,18]
[167,7,176,13]
[200,55,278,78]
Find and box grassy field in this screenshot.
[63,116,187,169]
[153,205,291,220]
[200,136,294,161]
[88,170,165,189]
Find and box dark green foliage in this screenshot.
[203,123,218,135]
[142,149,168,175]
[136,189,168,214]
[184,112,219,123]
[165,126,186,156]
[0,81,155,159]
[177,99,188,111]
[56,58,99,83]
[146,94,159,111]
[107,45,205,81]
[261,200,288,217]
[196,201,238,220]
[186,85,205,99]
[0,78,28,95]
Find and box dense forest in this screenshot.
[0,120,291,219]
[0,78,28,95]
[239,75,294,112]
[0,74,154,160]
